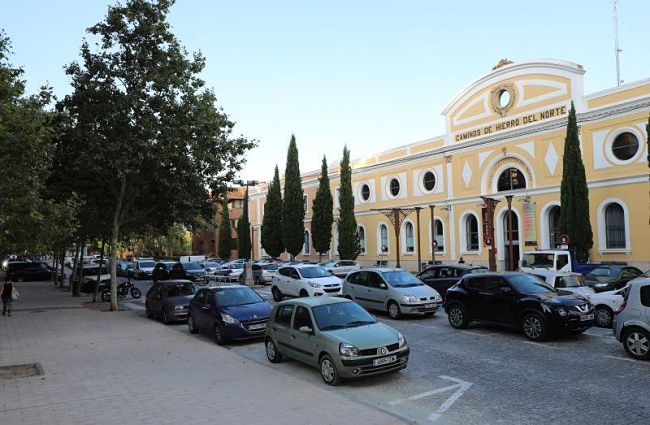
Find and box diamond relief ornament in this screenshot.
[462,161,473,187]
[545,143,559,174]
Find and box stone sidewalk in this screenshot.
[0,282,406,425]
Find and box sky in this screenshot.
[2,0,650,182]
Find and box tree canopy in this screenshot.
[261,166,284,258]
[336,146,359,260]
[281,136,305,258]
[311,156,333,259]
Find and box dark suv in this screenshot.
[416,265,488,299]
[169,262,206,282]
[152,261,177,283]
[444,272,594,341]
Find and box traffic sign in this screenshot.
[559,234,570,245]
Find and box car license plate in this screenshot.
[249,323,267,330]
[580,314,594,321]
[425,303,436,309]
[373,355,397,367]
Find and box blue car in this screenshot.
[187,285,272,345]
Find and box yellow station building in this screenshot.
[248,59,650,271]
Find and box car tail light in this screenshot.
[614,300,626,315]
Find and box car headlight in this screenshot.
[594,282,608,287]
[556,308,567,317]
[398,332,407,348]
[403,295,419,303]
[221,313,239,324]
[339,343,358,357]
[307,281,319,288]
[174,305,186,311]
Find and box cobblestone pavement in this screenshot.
[0,281,404,425]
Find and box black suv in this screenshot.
[417,265,488,299]
[444,272,594,341]
[169,262,206,282]
[152,261,177,283]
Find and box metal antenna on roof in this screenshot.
[613,0,623,86]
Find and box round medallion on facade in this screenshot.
[490,83,517,117]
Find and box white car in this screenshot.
[258,262,279,283]
[201,261,223,275]
[213,263,245,282]
[131,259,156,279]
[588,285,628,328]
[320,260,361,277]
[271,264,342,301]
[529,270,595,298]
[80,264,111,287]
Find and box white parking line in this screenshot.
[603,355,650,365]
[460,331,486,337]
[522,341,561,349]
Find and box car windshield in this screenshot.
[558,275,586,288]
[382,271,423,287]
[183,262,203,271]
[164,283,196,297]
[82,266,108,276]
[320,261,336,267]
[521,253,554,268]
[230,263,244,269]
[298,266,331,279]
[203,262,220,268]
[262,264,278,270]
[214,287,264,307]
[466,268,488,275]
[140,261,155,268]
[509,275,555,293]
[312,302,376,331]
[589,268,617,277]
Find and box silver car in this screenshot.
[342,268,443,319]
[613,278,650,360]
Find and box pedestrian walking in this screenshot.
[1,279,18,317]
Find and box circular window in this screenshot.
[360,184,370,201]
[611,132,639,161]
[389,178,400,197]
[498,90,511,108]
[423,171,436,192]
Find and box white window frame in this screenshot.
[302,229,310,255]
[597,198,631,253]
[401,219,416,255]
[419,168,439,194]
[357,225,366,255]
[459,210,482,254]
[605,127,644,166]
[428,218,446,254]
[376,222,390,256]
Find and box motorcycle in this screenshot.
[101,280,141,302]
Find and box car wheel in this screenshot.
[162,310,170,325]
[214,324,225,346]
[595,306,613,328]
[623,327,650,360]
[319,354,340,386]
[272,287,283,302]
[265,337,283,363]
[387,301,401,319]
[447,303,468,329]
[299,289,309,298]
[145,303,153,318]
[522,313,548,342]
[187,315,198,334]
[130,288,141,299]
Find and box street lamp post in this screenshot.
[233,179,258,284]
[415,207,422,272]
[429,204,436,266]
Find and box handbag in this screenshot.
[11,286,19,301]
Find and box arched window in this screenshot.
[303,230,310,255]
[434,219,444,252]
[548,206,561,248]
[378,224,389,253]
[358,226,366,254]
[404,222,415,253]
[605,203,626,249]
[465,215,479,251]
[497,168,526,191]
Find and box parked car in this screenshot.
[188,285,272,345]
[271,264,342,301]
[115,260,133,277]
[5,261,36,276]
[528,271,595,298]
[167,261,206,282]
[80,264,111,292]
[416,265,488,299]
[259,262,279,284]
[588,285,628,328]
[145,280,197,324]
[444,272,594,341]
[213,263,245,282]
[7,264,53,282]
[131,259,156,280]
[201,261,223,275]
[342,268,442,319]
[585,266,643,292]
[264,297,409,385]
[152,261,177,283]
[320,260,361,277]
[613,278,650,360]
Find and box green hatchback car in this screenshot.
[264,297,409,385]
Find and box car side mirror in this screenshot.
[499,287,512,294]
[299,326,313,334]
[379,283,387,290]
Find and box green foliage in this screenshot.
[217,194,232,260]
[237,187,251,259]
[311,156,333,257]
[0,32,57,252]
[337,146,359,260]
[261,166,284,258]
[559,102,593,263]
[281,136,305,258]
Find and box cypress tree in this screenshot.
[237,187,251,259]
[217,194,232,260]
[261,166,284,258]
[311,156,333,261]
[337,146,360,260]
[646,114,649,225]
[559,102,593,263]
[281,135,305,258]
